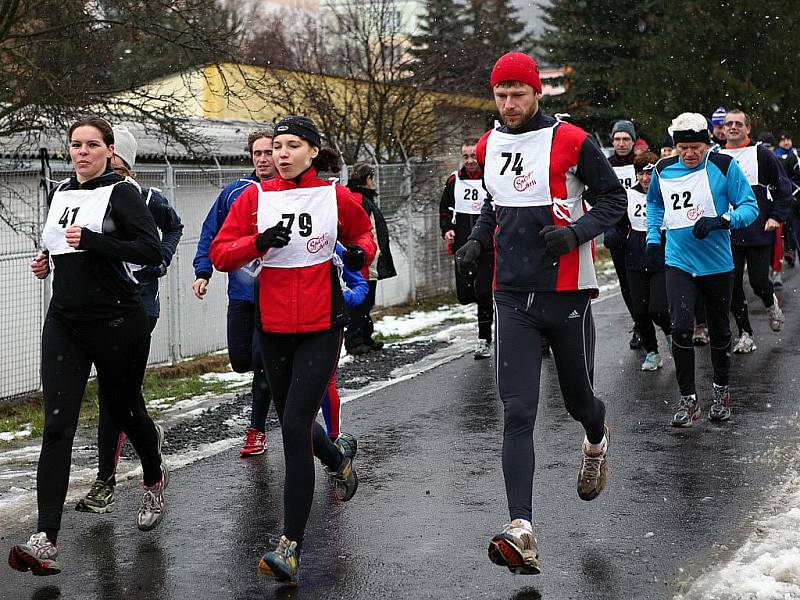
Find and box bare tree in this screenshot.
[244,0,481,164]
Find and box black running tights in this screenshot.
[626,270,671,353]
[38,308,161,539]
[258,328,344,547]
[666,268,733,396]
[494,290,606,522]
[731,244,775,335]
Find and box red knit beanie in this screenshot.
[490,52,542,94]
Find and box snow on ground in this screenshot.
[199,371,253,385]
[373,304,476,338]
[676,474,800,600]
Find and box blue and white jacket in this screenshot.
[335,242,369,308]
[646,152,758,276]
[193,173,259,302]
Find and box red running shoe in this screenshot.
[240,428,266,457]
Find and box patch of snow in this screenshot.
[374,304,476,338]
[199,371,252,385]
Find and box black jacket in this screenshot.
[438,166,492,252]
[46,170,162,320]
[346,185,396,280]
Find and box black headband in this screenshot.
[672,129,711,144]
[274,116,321,148]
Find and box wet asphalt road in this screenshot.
[3,276,800,600]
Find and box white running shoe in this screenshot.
[474,339,491,360]
[488,519,540,574]
[640,352,663,371]
[732,332,757,354]
[767,296,785,332]
[8,532,61,576]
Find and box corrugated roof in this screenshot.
[0,118,261,161]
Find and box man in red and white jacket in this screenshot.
[455,52,627,576]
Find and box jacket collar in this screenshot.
[459,165,483,180]
[69,168,123,190]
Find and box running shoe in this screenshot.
[328,456,358,501]
[640,352,663,371]
[488,519,540,575]
[334,432,358,462]
[258,535,300,585]
[75,479,115,513]
[732,332,757,354]
[577,424,610,501]
[767,296,785,332]
[8,532,61,576]
[671,395,699,427]
[366,338,385,351]
[629,327,642,350]
[348,344,371,356]
[709,384,732,422]
[785,251,796,268]
[771,270,783,288]
[240,427,267,457]
[692,323,709,346]
[474,339,491,360]
[137,464,169,531]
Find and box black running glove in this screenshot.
[692,216,729,240]
[256,223,291,251]
[454,239,481,274]
[645,243,661,268]
[132,262,167,283]
[540,225,579,256]
[342,245,367,271]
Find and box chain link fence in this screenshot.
[0,159,458,401]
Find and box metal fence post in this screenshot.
[164,160,181,365]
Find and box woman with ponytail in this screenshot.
[210,115,376,585]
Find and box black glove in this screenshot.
[645,243,661,268]
[692,216,729,240]
[540,225,579,256]
[342,245,367,271]
[132,262,166,284]
[454,239,482,274]
[256,223,291,251]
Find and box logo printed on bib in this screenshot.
[513,172,538,192]
[307,232,331,254]
[686,207,705,221]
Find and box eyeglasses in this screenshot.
[724,120,745,127]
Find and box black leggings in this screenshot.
[731,244,775,335]
[38,308,162,538]
[95,316,158,485]
[227,300,271,431]
[626,270,671,353]
[345,280,377,349]
[258,328,344,547]
[454,252,494,341]
[666,268,733,396]
[610,246,634,319]
[494,290,606,522]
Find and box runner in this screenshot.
[455,52,626,574]
[74,125,183,515]
[645,112,757,427]
[209,115,376,585]
[606,119,642,350]
[321,242,369,446]
[345,162,397,355]
[710,106,727,149]
[9,117,168,576]
[720,109,793,352]
[193,128,275,457]
[622,152,672,371]
[439,139,494,359]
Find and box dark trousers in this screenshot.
[454,252,494,341]
[96,316,158,484]
[731,244,775,335]
[38,307,161,536]
[228,300,271,430]
[666,268,733,396]
[258,328,344,546]
[345,280,377,349]
[610,246,634,319]
[494,290,606,522]
[627,270,671,353]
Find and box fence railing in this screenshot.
[0,160,457,401]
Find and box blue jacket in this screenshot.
[335,243,369,307]
[193,173,259,302]
[646,152,758,276]
[134,187,183,318]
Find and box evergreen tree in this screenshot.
[462,0,534,94]
[409,0,472,91]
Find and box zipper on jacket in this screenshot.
[526,292,535,311]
